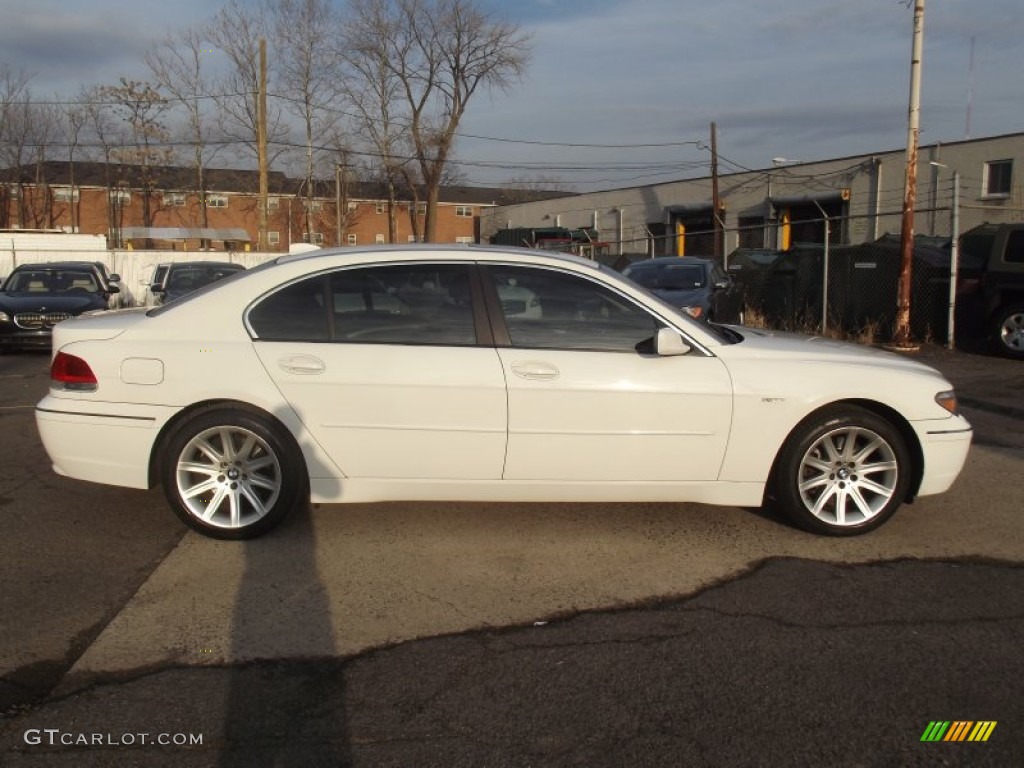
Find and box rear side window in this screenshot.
[247,263,477,346]
[1005,230,1024,263]
[329,264,476,345]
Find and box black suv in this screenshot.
[956,224,1024,358]
[0,262,118,348]
[148,261,246,306]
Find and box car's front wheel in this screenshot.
[773,406,911,536]
[993,303,1024,359]
[160,407,306,539]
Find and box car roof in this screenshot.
[626,257,714,268]
[276,243,604,271]
[168,260,246,269]
[9,261,102,271]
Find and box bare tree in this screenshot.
[0,65,35,228]
[500,174,577,204]
[340,0,414,243]
[146,26,222,242]
[56,98,88,231]
[207,0,286,166]
[29,101,60,228]
[80,84,125,245]
[344,0,530,242]
[98,78,173,241]
[273,0,343,242]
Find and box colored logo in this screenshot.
[921,721,997,742]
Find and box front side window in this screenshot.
[487,265,659,352]
[248,263,477,346]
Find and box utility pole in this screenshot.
[710,122,722,260]
[892,0,925,349]
[947,170,960,349]
[257,38,269,252]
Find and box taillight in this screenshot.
[51,352,98,392]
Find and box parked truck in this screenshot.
[957,223,1024,358]
[489,227,609,259]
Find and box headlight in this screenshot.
[682,306,704,319]
[934,390,960,416]
[0,311,9,323]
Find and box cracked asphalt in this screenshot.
[1,345,1022,766]
[3,559,1022,767]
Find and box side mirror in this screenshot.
[107,284,120,294]
[108,273,121,282]
[151,284,165,295]
[655,327,691,357]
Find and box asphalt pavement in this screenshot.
[0,343,1021,767]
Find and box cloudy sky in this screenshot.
[1,0,1020,191]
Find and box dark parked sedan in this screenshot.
[621,257,744,324]
[0,263,117,348]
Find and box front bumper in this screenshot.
[0,327,53,347]
[912,415,973,496]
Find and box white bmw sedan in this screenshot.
[36,246,971,539]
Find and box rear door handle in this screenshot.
[510,361,559,381]
[278,355,326,375]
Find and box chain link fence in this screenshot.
[601,210,961,346]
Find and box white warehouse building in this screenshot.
[480,132,1024,258]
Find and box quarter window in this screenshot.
[248,276,330,341]
[487,265,660,352]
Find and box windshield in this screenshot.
[4,269,99,293]
[625,263,706,290]
[614,263,740,345]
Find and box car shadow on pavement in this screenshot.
[219,500,353,766]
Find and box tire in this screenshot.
[160,407,306,540]
[992,303,1024,359]
[773,406,911,536]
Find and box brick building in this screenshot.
[0,162,548,252]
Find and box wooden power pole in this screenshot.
[892,0,925,349]
[710,122,722,260]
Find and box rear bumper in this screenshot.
[35,395,177,489]
[912,416,973,496]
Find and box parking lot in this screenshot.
[1,345,1022,765]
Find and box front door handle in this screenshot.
[511,361,559,381]
[278,355,325,375]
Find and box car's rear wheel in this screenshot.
[993,303,1024,359]
[160,408,306,539]
[773,406,911,536]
